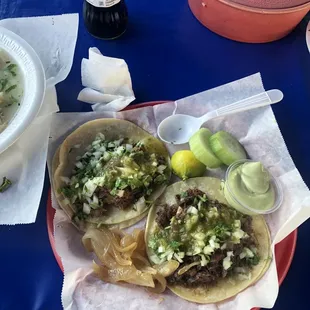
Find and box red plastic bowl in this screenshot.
[188,0,310,43]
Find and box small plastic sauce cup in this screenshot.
[224,159,283,215]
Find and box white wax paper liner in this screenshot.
[47,73,310,309]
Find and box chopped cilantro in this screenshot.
[246,254,260,266]
[0,177,12,192]
[110,188,118,196]
[148,237,158,249]
[180,191,188,198]
[198,194,208,202]
[115,178,128,190]
[0,78,8,91]
[154,174,166,184]
[6,64,16,71]
[5,84,17,93]
[60,186,76,198]
[213,223,231,239]
[170,240,181,250]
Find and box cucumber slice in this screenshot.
[209,131,246,166]
[189,128,222,168]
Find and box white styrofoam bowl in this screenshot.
[0,26,45,154]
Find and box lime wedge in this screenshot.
[209,131,246,166]
[189,128,222,168]
[171,150,206,180]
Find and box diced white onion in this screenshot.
[200,254,208,266]
[240,247,254,259]
[93,195,99,205]
[99,146,106,152]
[125,144,133,152]
[97,133,105,140]
[103,152,111,161]
[117,190,124,197]
[203,245,214,255]
[193,246,202,255]
[232,229,245,240]
[150,255,163,264]
[60,176,71,185]
[187,206,198,215]
[114,139,123,146]
[221,243,227,250]
[157,165,166,174]
[178,252,185,259]
[83,203,91,214]
[240,252,246,259]
[167,253,174,261]
[90,159,97,167]
[83,179,98,197]
[75,161,84,169]
[223,252,234,270]
[92,140,101,146]
[93,151,102,159]
[173,253,183,263]
[227,251,234,257]
[223,257,232,270]
[194,232,205,241]
[234,220,241,228]
[158,246,165,253]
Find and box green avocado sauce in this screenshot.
[226,161,275,212]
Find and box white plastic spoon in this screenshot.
[157,89,283,145]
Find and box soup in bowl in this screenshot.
[0,51,24,133]
[0,27,45,154]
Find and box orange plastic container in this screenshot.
[231,0,309,9]
[188,0,310,43]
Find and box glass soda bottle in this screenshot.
[83,0,128,40]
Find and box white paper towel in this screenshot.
[0,14,78,224]
[47,73,310,309]
[77,47,135,112]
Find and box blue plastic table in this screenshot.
[0,1,309,309]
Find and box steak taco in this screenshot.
[145,177,271,303]
[53,119,171,231]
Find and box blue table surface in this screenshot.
[1,0,310,309]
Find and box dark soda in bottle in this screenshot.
[83,0,128,39]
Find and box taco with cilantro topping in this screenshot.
[145,177,271,304]
[53,119,171,231]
